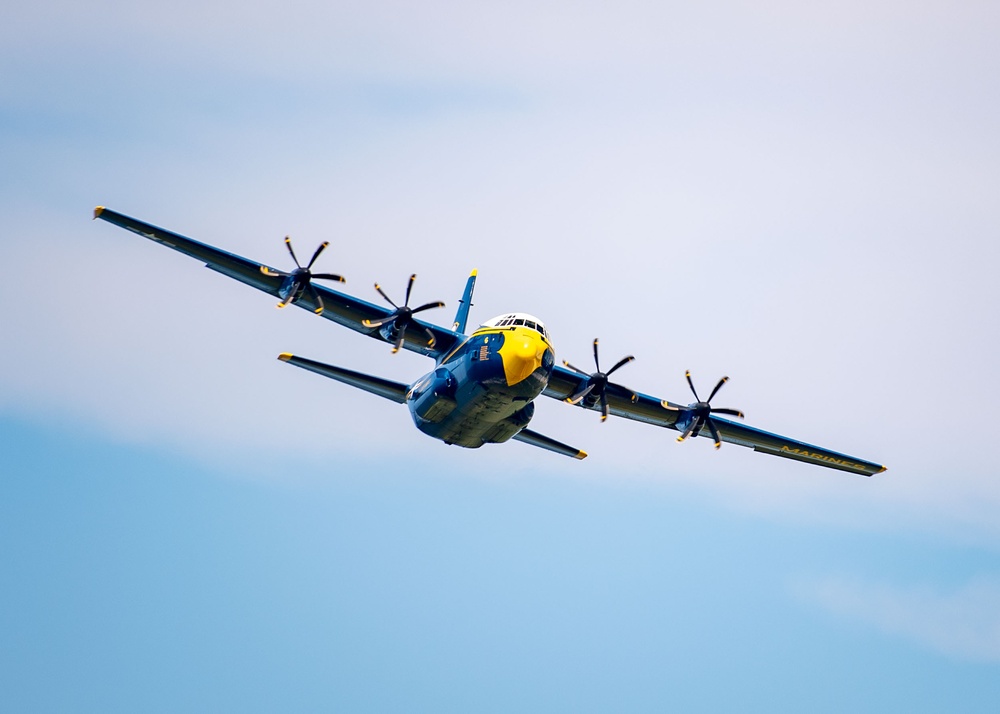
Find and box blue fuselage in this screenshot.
[406,325,555,448]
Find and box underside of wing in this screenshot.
[94,207,460,358]
[512,428,587,460]
[709,418,885,476]
[544,364,884,476]
[277,353,409,403]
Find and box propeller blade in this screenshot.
[600,392,610,422]
[374,283,398,309]
[685,370,701,402]
[423,327,437,348]
[306,241,329,270]
[562,361,590,375]
[606,355,635,376]
[565,382,596,405]
[710,407,745,419]
[404,274,416,307]
[312,273,345,283]
[260,266,287,277]
[707,376,729,403]
[660,400,681,411]
[592,338,601,373]
[410,301,446,315]
[309,285,325,315]
[707,418,722,450]
[392,332,406,354]
[362,315,392,328]
[677,415,701,442]
[284,236,301,268]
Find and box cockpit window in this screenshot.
[482,314,549,340]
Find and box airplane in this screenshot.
[92,206,886,476]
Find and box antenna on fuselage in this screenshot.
[452,269,478,334]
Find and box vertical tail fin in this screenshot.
[452,269,478,334]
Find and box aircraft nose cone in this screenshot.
[500,332,547,386]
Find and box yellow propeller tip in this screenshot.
[676,436,685,443]
[314,307,323,315]
[93,206,105,219]
[575,450,588,460]
[278,353,293,362]
[470,268,478,277]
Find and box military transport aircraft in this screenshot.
[93,207,886,476]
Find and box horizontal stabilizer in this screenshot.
[278,353,408,403]
[512,428,587,460]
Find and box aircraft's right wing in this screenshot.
[93,207,463,360]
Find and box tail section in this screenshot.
[452,269,478,334]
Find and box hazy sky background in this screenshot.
[2,1,999,710]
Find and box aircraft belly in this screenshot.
[414,351,549,448]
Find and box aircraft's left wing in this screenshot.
[93,207,462,359]
[543,364,683,428]
[543,364,885,476]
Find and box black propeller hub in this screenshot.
[363,274,445,353]
[261,236,345,315]
[673,371,745,449]
[563,338,637,422]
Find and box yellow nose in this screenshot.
[500,330,547,385]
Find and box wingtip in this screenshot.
[93,206,105,219]
[277,353,293,362]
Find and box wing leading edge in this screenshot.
[93,207,461,359]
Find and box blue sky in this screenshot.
[3,1,1000,710]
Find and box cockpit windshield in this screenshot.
[482,313,549,340]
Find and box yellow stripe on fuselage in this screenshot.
[471,326,552,386]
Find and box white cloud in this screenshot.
[795,574,1000,662]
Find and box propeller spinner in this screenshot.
[662,371,744,449]
[259,236,345,314]
[563,338,638,422]
[362,274,445,353]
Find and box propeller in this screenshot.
[259,236,345,314]
[662,371,744,449]
[362,274,445,353]
[563,338,637,422]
